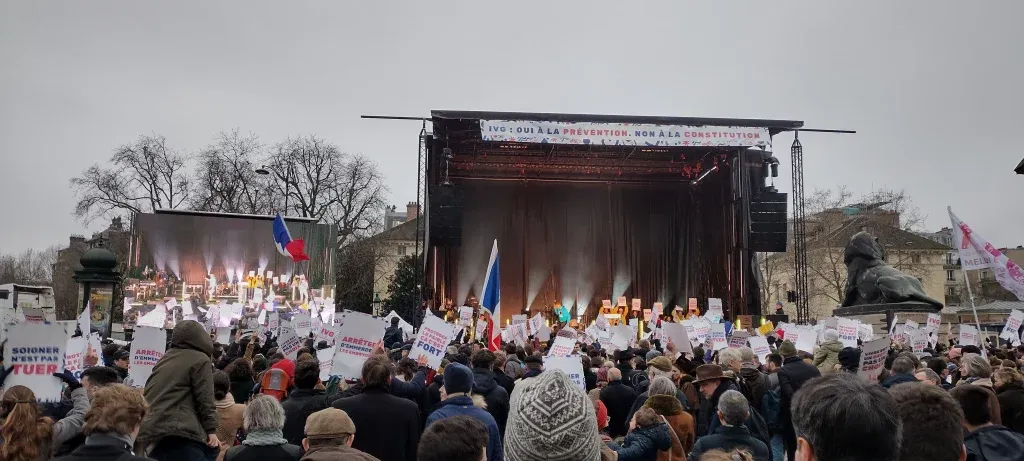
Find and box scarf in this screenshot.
[242,428,288,446]
[216,393,236,409]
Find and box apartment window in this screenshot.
[946,270,955,281]
[947,287,956,297]
[911,254,921,264]
[397,246,407,256]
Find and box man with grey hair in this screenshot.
[882,356,920,388]
[915,368,942,386]
[625,356,690,424]
[224,395,303,459]
[687,390,770,460]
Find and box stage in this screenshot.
[422,111,802,325]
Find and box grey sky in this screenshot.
[2,1,1022,255]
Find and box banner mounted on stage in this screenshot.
[480,120,771,148]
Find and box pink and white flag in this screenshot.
[949,208,1024,300]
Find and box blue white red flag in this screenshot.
[272,213,310,262]
[480,240,501,351]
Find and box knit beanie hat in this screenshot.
[824,328,840,342]
[443,362,474,394]
[505,369,601,461]
[778,340,798,357]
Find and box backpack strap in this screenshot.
[660,415,682,461]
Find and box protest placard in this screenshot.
[749,336,771,364]
[596,313,610,330]
[959,324,979,346]
[216,327,231,345]
[3,323,66,401]
[317,324,338,345]
[1001,310,1024,341]
[292,312,312,338]
[910,328,929,354]
[64,336,87,379]
[128,326,166,388]
[609,332,630,352]
[783,323,801,345]
[661,323,693,356]
[602,299,612,309]
[728,330,749,349]
[837,318,859,348]
[535,325,551,342]
[529,313,544,334]
[548,335,576,357]
[78,302,91,338]
[544,356,586,391]
[631,298,641,311]
[687,298,698,312]
[858,336,890,382]
[512,314,527,327]
[459,306,474,327]
[858,323,875,341]
[617,297,627,307]
[905,319,919,331]
[709,323,728,351]
[476,318,488,338]
[137,304,167,329]
[926,313,942,332]
[693,318,712,344]
[757,321,775,337]
[316,347,335,381]
[278,326,303,360]
[509,323,528,345]
[410,316,457,370]
[795,326,816,353]
[707,298,723,322]
[268,311,280,333]
[331,311,385,379]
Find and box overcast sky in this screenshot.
[2,1,1022,255]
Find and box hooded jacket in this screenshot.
[472,367,510,435]
[601,379,639,438]
[426,395,504,461]
[813,340,844,374]
[139,320,218,448]
[643,394,696,459]
[610,421,672,461]
[964,424,1024,461]
[997,383,1024,436]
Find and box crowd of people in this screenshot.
[3,316,1024,461]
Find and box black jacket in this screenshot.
[281,388,331,445]
[55,434,151,461]
[777,356,821,433]
[688,425,771,461]
[494,370,517,396]
[472,367,510,435]
[616,363,648,390]
[881,373,919,389]
[996,384,1024,436]
[383,326,405,349]
[332,387,421,461]
[601,380,639,438]
[964,425,1024,461]
[225,444,303,461]
[584,368,598,392]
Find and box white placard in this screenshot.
[910,328,929,354]
[662,322,693,356]
[905,320,919,331]
[512,314,528,326]
[543,355,586,391]
[858,323,875,341]
[410,315,457,370]
[3,323,65,401]
[77,303,91,338]
[795,326,817,353]
[728,330,749,349]
[609,332,630,352]
[459,306,474,327]
[316,324,338,345]
[706,298,724,322]
[216,327,231,345]
[278,326,303,360]
[331,312,385,379]
[509,323,528,346]
[64,336,87,379]
[316,347,335,381]
[959,324,979,346]
[476,318,488,339]
[548,335,576,357]
[749,335,771,364]
[709,323,728,351]
[137,304,167,329]
[480,119,772,148]
[535,325,551,342]
[529,313,544,334]
[596,313,610,330]
[128,326,166,388]
[181,301,194,316]
[693,318,712,344]
[926,313,942,332]
[837,318,860,348]
[858,336,890,382]
[293,312,312,338]
[268,312,280,333]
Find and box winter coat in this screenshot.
[224,443,303,461]
[331,387,420,461]
[601,380,639,438]
[494,370,517,396]
[881,373,919,389]
[617,363,649,390]
[610,422,672,461]
[738,366,768,410]
[698,379,771,448]
[472,367,510,435]
[687,425,770,461]
[626,389,690,427]
[281,389,332,446]
[426,395,503,461]
[55,433,150,461]
[777,355,820,437]
[584,368,598,392]
[300,444,380,461]
[643,394,696,459]
[383,326,405,349]
[812,340,844,374]
[964,424,1024,461]
[139,320,218,449]
[697,379,739,437]
[215,395,246,461]
[996,383,1024,435]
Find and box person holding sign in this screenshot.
[813,329,844,374]
[0,373,89,461]
[137,320,220,460]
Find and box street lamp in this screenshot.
[372,293,382,316]
[255,164,294,214]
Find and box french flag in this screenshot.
[480,240,501,351]
[272,213,310,262]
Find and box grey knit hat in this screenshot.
[504,369,601,461]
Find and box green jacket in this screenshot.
[138,320,218,448]
[813,340,844,374]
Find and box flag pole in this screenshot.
[962,269,985,347]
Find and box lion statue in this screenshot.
[841,231,943,308]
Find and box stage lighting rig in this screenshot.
[441,147,453,187]
[690,165,719,186]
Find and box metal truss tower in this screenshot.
[791,132,810,323]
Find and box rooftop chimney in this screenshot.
[406,202,419,222]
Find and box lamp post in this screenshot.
[73,244,121,339]
[255,163,295,215]
[371,293,382,317]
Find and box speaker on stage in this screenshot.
[765,314,789,325]
[429,185,463,247]
[750,192,787,252]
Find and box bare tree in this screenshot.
[758,252,787,314]
[0,245,60,285]
[191,129,274,214]
[70,134,191,223]
[266,135,388,247]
